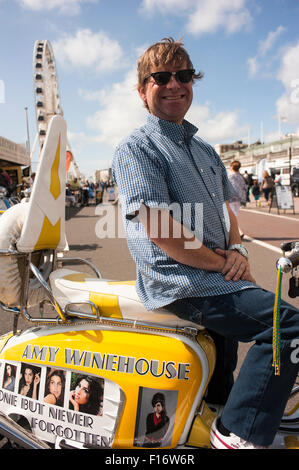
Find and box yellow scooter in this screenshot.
[0,116,298,450]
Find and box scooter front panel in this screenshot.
[0,324,209,449]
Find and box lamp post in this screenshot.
[289,134,292,177]
[24,106,31,177]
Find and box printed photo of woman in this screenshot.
[18,364,40,400]
[2,363,16,392]
[134,387,177,448]
[69,374,104,416]
[43,369,66,407]
[143,393,170,448]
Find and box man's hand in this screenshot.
[215,248,256,283]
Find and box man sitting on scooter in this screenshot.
[112,37,299,449]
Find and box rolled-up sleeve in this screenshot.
[112,139,172,218]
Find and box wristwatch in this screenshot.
[228,244,249,259]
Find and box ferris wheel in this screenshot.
[32,40,80,177]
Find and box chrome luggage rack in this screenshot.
[0,249,103,334]
[0,250,198,338]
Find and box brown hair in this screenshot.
[137,37,204,93]
[231,160,241,171]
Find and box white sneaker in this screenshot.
[210,418,268,449]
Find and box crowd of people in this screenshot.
[65,178,115,207]
[0,168,13,193]
[0,167,117,209]
[227,162,277,239]
[228,163,277,210]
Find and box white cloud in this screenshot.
[187,0,252,35]
[78,88,104,102]
[247,25,285,77]
[84,68,147,147]
[258,25,285,56]
[276,41,299,126]
[141,0,252,35]
[186,103,247,143]
[67,130,92,152]
[247,57,259,76]
[17,0,97,14]
[141,0,192,14]
[52,29,123,72]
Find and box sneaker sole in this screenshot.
[210,426,239,449]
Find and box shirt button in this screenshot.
[212,193,216,197]
[200,168,204,172]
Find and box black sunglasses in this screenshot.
[144,69,195,86]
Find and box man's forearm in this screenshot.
[139,205,226,272]
[152,235,226,271]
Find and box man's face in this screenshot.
[138,62,193,124]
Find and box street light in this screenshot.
[24,106,31,177]
[289,134,292,177]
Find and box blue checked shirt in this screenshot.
[112,115,255,310]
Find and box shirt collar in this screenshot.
[145,114,198,143]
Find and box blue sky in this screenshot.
[0,0,299,179]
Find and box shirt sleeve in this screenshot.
[112,138,172,218]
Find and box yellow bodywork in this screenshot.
[0,326,215,449]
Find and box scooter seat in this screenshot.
[49,268,202,329]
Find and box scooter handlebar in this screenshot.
[280,241,295,252]
[277,241,299,272]
[287,250,299,269]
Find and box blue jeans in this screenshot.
[166,288,299,446]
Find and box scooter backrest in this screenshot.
[17,115,68,253]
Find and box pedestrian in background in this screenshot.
[243,171,252,202]
[261,170,274,204]
[228,160,247,239]
[250,179,261,206]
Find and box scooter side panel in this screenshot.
[0,325,208,449]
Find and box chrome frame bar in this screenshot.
[59,257,102,278]
[0,250,199,337]
[64,301,101,320]
[0,411,50,449]
[0,249,65,329]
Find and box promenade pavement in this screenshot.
[243,191,299,219]
[239,196,299,251]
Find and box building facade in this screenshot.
[216,134,299,183]
[0,136,30,189]
[0,136,29,168]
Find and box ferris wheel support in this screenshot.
[32,40,80,178]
